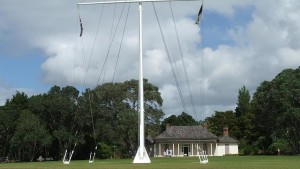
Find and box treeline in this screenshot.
[0,79,164,161]
[155,66,300,155]
[204,66,300,155]
[1,67,299,161]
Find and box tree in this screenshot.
[160,115,178,132]
[80,79,164,157]
[251,81,274,151]
[251,67,300,154]
[28,86,82,160]
[205,111,239,138]
[277,108,300,154]
[0,91,29,159]
[0,108,14,157]
[235,86,254,144]
[235,86,251,117]
[160,112,198,132]
[11,110,52,161]
[0,79,164,160]
[177,112,198,125]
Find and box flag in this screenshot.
[80,17,83,37]
[195,4,203,25]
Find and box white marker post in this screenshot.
[78,0,200,163]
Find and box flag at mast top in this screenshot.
[79,17,83,37]
[195,0,203,25]
[78,0,201,5]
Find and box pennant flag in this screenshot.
[80,17,83,37]
[195,4,203,25]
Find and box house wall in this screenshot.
[215,143,238,156]
[229,143,239,155]
[154,142,217,157]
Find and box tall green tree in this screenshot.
[235,86,254,141]
[11,110,52,161]
[205,111,239,138]
[0,91,29,158]
[0,108,14,157]
[251,67,300,154]
[80,79,164,157]
[235,86,251,117]
[277,108,300,154]
[28,86,82,160]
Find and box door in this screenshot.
[184,147,189,156]
[225,144,229,155]
[203,143,208,153]
[182,144,190,156]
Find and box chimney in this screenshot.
[223,127,229,136]
[166,124,171,130]
[203,123,208,130]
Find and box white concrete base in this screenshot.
[133,146,151,163]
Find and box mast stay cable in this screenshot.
[199,0,205,121]
[82,4,106,164]
[152,2,188,113]
[63,4,85,164]
[76,2,130,163]
[96,3,127,85]
[87,4,107,164]
[168,1,198,119]
[74,3,106,164]
[112,3,131,82]
[102,4,117,83]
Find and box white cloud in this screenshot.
[204,0,254,17]
[1,0,300,120]
[0,80,39,106]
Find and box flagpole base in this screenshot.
[133,146,151,163]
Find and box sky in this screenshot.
[1,0,300,120]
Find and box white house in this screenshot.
[153,125,238,157]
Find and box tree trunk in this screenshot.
[30,140,37,162]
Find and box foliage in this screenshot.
[1,66,300,160]
[160,112,198,132]
[203,67,300,155]
[0,91,29,159]
[269,139,291,155]
[235,86,251,117]
[28,86,83,160]
[205,111,239,138]
[97,142,112,159]
[276,108,300,154]
[0,79,164,161]
[251,67,300,154]
[80,79,164,157]
[11,110,52,161]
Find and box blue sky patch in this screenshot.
[200,5,254,49]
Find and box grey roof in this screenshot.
[155,126,219,142]
[218,136,238,143]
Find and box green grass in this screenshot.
[0,156,299,169]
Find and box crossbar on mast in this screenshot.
[78,0,199,5]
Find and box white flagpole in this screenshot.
[133,2,150,163]
[78,0,201,164]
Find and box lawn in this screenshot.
[0,156,299,169]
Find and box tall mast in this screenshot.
[135,1,150,163]
[78,0,200,164]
